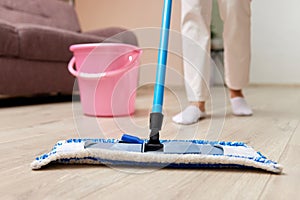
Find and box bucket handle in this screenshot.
[68,49,142,79]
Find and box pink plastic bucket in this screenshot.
[68,43,142,117]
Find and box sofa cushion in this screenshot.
[0,19,18,57]
[0,57,74,95]
[17,24,120,62]
[0,0,80,32]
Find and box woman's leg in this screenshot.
[173,0,212,124]
[218,0,253,115]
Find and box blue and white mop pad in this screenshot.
[31,134,282,173]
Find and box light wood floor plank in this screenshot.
[259,122,300,199]
[0,102,74,131]
[0,86,299,199]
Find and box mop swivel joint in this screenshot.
[145,112,164,152]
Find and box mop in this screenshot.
[31,0,282,173]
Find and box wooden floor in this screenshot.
[0,85,299,199]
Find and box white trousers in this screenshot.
[181,0,251,101]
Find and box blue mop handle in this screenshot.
[152,0,172,113]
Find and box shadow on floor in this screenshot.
[0,94,80,108]
[37,162,278,175]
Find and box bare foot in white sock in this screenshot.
[172,105,206,125]
[230,97,253,116]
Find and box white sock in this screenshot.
[230,97,253,116]
[172,105,206,125]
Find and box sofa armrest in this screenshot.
[0,19,19,57]
[16,24,120,62]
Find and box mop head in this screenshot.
[31,138,282,173]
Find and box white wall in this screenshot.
[251,0,300,84]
